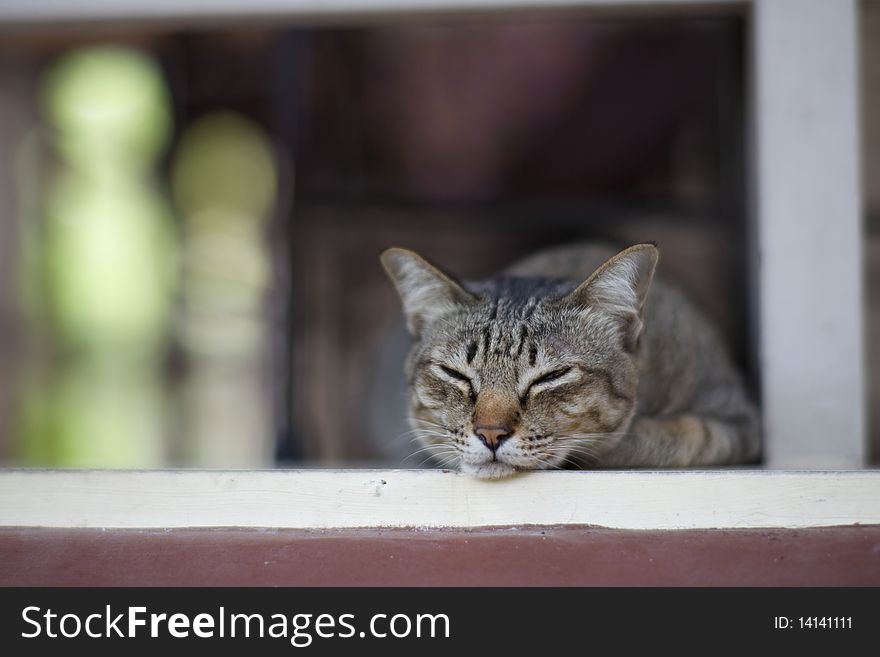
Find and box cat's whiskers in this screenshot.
[406,417,450,431]
[535,437,602,467]
[399,428,449,440]
[404,442,456,460]
[540,434,601,453]
[567,430,640,441]
[546,441,598,457]
[403,432,451,444]
[404,442,459,466]
[557,439,602,452]
[416,447,461,468]
[396,419,455,442]
[536,447,588,470]
[399,418,457,439]
[414,448,460,468]
[527,454,561,471]
[547,450,595,467]
[435,452,462,469]
[546,444,600,461]
[558,456,585,470]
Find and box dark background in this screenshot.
[0,7,876,467]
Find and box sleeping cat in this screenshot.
[381,242,761,478]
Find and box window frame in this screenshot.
[0,0,868,526]
[1,468,879,530]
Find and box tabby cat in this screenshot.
[381,243,760,478]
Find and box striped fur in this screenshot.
[381,243,761,479]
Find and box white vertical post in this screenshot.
[753,0,864,467]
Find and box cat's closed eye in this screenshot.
[520,366,575,403]
[438,365,471,384]
[432,364,476,398]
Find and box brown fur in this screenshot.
[381,242,761,478]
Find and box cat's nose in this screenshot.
[475,425,513,451]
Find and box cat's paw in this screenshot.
[460,461,517,480]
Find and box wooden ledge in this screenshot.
[1,468,879,530]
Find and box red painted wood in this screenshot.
[1,526,879,586]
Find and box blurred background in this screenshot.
[0,5,876,468]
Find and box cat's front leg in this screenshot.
[598,413,760,467]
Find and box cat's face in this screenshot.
[382,244,658,479]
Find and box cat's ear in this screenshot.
[380,248,476,336]
[562,243,659,349]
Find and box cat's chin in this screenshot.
[459,461,518,480]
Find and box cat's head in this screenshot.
[381,244,658,479]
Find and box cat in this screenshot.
[381,242,761,479]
